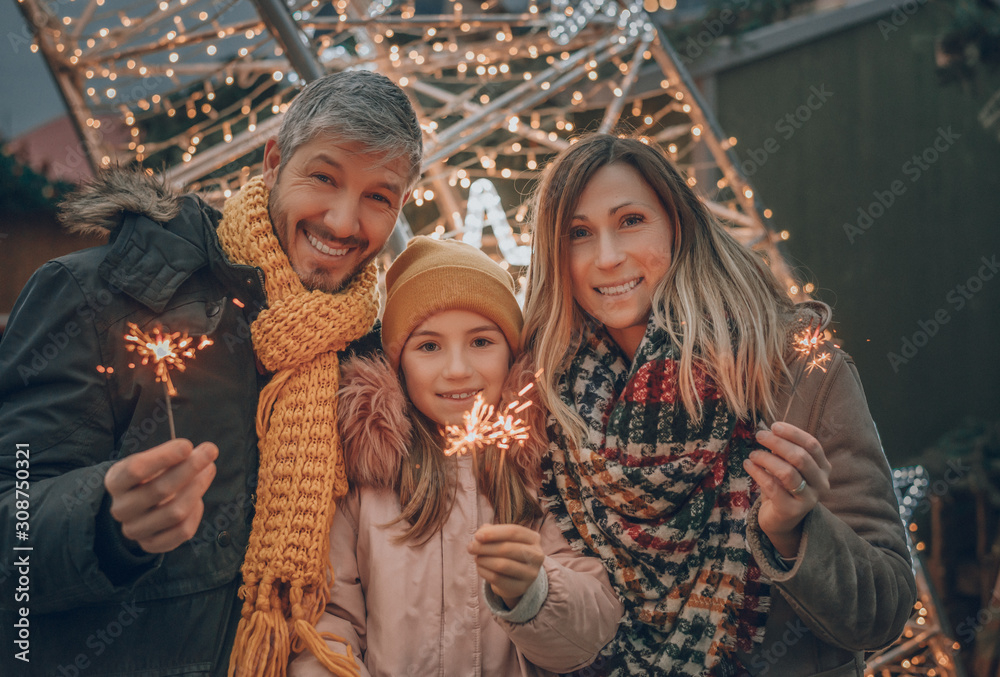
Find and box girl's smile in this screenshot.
[400,309,511,427]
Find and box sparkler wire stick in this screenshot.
[165,389,176,440]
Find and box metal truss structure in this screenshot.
[16,0,806,292]
[865,466,965,677]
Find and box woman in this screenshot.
[522,133,915,676]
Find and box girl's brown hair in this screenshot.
[522,133,797,447]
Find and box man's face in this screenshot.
[262,136,411,293]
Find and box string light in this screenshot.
[33,0,813,306]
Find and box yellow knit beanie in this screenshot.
[382,236,523,369]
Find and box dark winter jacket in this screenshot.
[0,171,375,676]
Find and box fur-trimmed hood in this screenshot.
[58,167,185,237]
[338,355,547,490]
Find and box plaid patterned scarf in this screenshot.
[541,318,770,676]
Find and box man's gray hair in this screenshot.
[277,70,423,187]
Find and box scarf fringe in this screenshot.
[229,581,359,677]
[289,584,359,674]
[229,583,290,677]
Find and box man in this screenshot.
[0,70,422,676]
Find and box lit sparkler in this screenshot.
[779,319,826,422]
[99,322,213,439]
[441,389,534,521]
[443,393,532,458]
[443,376,539,465]
[441,372,541,533]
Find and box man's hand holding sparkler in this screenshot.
[468,524,545,610]
[104,439,219,553]
[743,422,832,560]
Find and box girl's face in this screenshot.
[566,162,674,357]
[400,309,511,426]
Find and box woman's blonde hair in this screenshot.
[522,133,797,447]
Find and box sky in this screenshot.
[1,0,67,139]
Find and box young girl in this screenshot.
[289,236,623,677]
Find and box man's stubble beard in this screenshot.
[296,260,374,294]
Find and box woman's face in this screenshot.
[400,309,511,426]
[566,162,674,357]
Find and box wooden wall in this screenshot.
[712,3,1000,463]
[0,212,107,325]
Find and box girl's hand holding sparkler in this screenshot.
[743,422,832,559]
[104,438,218,553]
[468,524,545,609]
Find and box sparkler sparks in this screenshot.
[99,322,214,439]
[805,351,831,375]
[780,319,826,422]
[442,371,541,460]
[123,322,213,397]
[444,393,496,457]
[791,323,822,357]
[442,393,533,458]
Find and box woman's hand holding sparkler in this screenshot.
[743,422,832,560]
[104,438,218,553]
[468,524,545,610]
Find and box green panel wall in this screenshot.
[712,5,1000,463]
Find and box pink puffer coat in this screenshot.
[289,356,624,677]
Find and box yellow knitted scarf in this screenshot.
[216,176,378,677]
